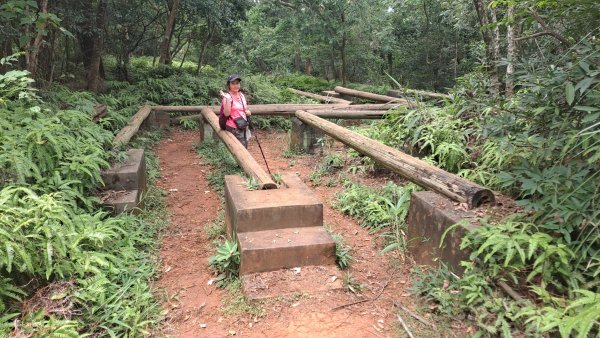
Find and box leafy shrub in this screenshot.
[208,240,240,288]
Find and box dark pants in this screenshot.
[226,126,248,148]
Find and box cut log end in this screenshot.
[260,182,278,190]
[470,189,496,209]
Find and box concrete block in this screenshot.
[101,149,147,193]
[290,117,324,154]
[406,191,478,273]
[387,89,403,98]
[224,173,323,237]
[142,110,170,129]
[103,190,142,215]
[238,226,336,275]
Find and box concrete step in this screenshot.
[238,227,336,275]
[102,189,142,215]
[101,149,147,192]
[225,174,323,235]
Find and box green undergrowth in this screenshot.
[364,41,600,337]
[0,63,168,336]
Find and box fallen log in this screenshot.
[387,89,449,100]
[303,109,387,119]
[287,88,352,104]
[114,105,152,146]
[295,110,495,208]
[334,86,416,107]
[200,108,277,190]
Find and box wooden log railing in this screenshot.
[113,105,152,146]
[200,108,277,190]
[295,110,495,208]
[334,86,416,107]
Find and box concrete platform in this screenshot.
[242,265,343,300]
[101,149,147,192]
[224,174,323,236]
[406,191,478,273]
[238,227,336,275]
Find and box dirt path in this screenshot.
[154,129,466,337]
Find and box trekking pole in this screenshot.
[249,118,272,176]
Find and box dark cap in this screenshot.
[227,74,242,84]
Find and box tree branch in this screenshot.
[527,7,571,46]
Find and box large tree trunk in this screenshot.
[472,0,499,97]
[87,0,107,93]
[505,5,516,97]
[25,0,49,80]
[304,57,313,75]
[159,0,181,65]
[295,111,495,209]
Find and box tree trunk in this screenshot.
[295,111,495,208]
[472,0,499,97]
[159,0,181,65]
[25,0,49,79]
[305,57,313,75]
[294,49,302,72]
[505,5,516,97]
[200,108,277,190]
[87,0,107,94]
[195,25,213,76]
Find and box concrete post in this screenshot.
[290,117,324,154]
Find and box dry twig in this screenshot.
[396,313,415,338]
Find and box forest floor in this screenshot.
[152,128,472,338]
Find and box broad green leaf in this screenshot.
[565,82,575,105]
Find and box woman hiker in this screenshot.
[220,74,252,148]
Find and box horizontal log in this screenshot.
[173,109,387,124]
[295,110,495,208]
[387,89,449,100]
[200,108,277,190]
[154,103,348,114]
[334,86,416,107]
[287,88,352,104]
[113,105,152,146]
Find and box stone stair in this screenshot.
[224,173,336,275]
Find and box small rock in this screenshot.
[200,324,207,328]
[169,188,178,192]
[229,330,236,335]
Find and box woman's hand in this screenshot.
[246,109,252,117]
